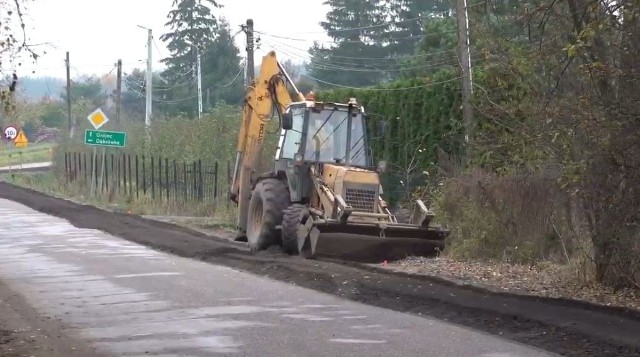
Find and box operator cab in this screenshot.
[275,97,371,168]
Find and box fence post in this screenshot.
[122,153,127,196]
[214,161,219,201]
[172,160,177,201]
[142,155,147,196]
[83,152,87,186]
[135,155,139,199]
[64,152,68,183]
[226,159,231,208]
[74,152,78,182]
[157,157,162,202]
[104,154,109,193]
[128,154,132,197]
[192,161,197,201]
[164,158,169,201]
[197,160,203,201]
[64,152,68,182]
[151,156,155,199]
[110,154,114,192]
[90,150,94,191]
[117,154,121,193]
[95,151,100,193]
[183,161,188,202]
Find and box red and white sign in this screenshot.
[4,126,17,140]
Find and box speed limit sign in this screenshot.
[4,126,17,140]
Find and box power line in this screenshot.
[264,41,462,69]
[293,16,427,35]
[129,63,245,104]
[264,35,458,62]
[300,73,461,91]
[255,30,457,45]
[261,40,472,74]
[260,37,490,75]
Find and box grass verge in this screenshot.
[2,171,236,226]
[0,143,54,167]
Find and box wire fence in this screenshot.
[61,150,432,212]
[63,151,228,204]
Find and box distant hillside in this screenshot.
[17,76,66,101]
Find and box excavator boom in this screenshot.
[230,51,304,239]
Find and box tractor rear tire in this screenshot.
[246,178,290,252]
[394,207,411,224]
[281,203,309,254]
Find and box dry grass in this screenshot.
[430,168,574,265]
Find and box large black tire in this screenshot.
[281,203,310,254]
[246,178,290,252]
[394,207,411,224]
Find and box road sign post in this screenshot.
[84,108,127,196]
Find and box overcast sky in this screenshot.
[15,0,330,79]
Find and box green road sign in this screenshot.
[85,129,126,147]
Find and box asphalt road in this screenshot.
[0,198,555,357]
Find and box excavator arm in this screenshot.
[230,51,305,239]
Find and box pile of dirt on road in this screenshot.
[1,181,640,357]
[381,256,640,313]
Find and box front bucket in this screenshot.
[297,220,448,262]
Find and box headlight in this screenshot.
[294,153,303,163]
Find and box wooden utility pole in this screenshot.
[116,59,122,130]
[456,0,473,159]
[65,51,73,137]
[196,47,203,119]
[145,28,153,132]
[245,19,255,85]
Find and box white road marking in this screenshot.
[282,313,334,321]
[330,338,387,344]
[113,272,182,278]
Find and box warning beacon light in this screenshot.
[305,91,316,101]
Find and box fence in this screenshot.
[63,151,227,203]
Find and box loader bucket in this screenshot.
[297,219,448,263]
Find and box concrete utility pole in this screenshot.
[456,0,473,159]
[196,46,203,119]
[245,19,255,85]
[116,59,122,130]
[145,28,153,132]
[65,51,73,137]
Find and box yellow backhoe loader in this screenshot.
[229,50,448,261]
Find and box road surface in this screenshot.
[0,199,554,357]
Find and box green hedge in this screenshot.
[316,69,463,205]
[317,69,464,172]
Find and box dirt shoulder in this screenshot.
[0,277,103,357]
[1,182,640,357]
[378,257,640,313]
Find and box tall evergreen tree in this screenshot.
[387,0,453,55]
[308,0,388,87]
[158,0,230,117]
[160,0,221,83]
[200,18,244,106]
